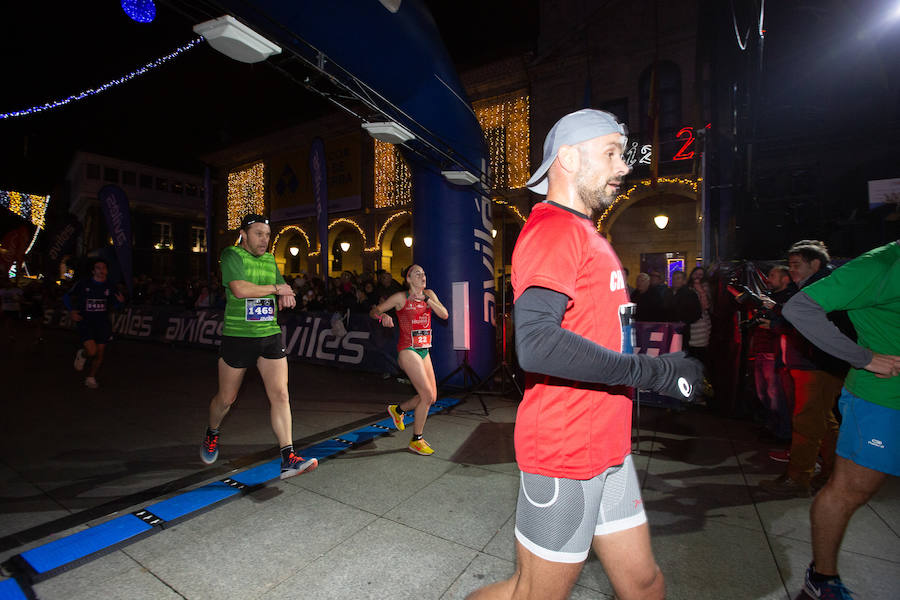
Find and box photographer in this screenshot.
[760,241,854,497]
[749,265,797,443]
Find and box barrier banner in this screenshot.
[633,321,685,407]
[98,185,133,295]
[44,306,399,374]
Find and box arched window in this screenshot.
[638,61,682,143]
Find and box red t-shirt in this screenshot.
[396,293,432,352]
[511,202,632,479]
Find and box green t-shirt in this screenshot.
[804,241,900,409]
[220,245,283,338]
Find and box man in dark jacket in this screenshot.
[667,270,702,345]
[751,265,798,442]
[760,241,852,496]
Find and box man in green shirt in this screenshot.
[200,214,318,479]
[782,240,900,599]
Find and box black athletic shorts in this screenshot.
[219,333,285,368]
[77,319,112,343]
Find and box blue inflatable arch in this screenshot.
[213,0,496,382]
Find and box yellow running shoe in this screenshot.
[388,404,405,431]
[408,438,434,455]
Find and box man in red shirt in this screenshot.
[468,110,702,600]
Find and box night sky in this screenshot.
[0,2,537,195]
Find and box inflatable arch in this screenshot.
[214,0,496,382]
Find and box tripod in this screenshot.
[438,350,487,414]
[462,210,523,410]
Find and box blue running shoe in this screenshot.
[200,430,219,465]
[280,453,318,479]
[804,564,854,599]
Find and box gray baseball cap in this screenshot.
[526,109,627,195]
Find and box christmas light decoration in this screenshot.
[491,198,527,223]
[371,210,411,251]
[0,190,49,228]
[272,225,311,254]
[121,0,156,23]
[374,140,412,208]
[0,39,202,121]
[474,91,530,191]
[226,162,266,230]
[597,176,701,231]
[308,217,367,257]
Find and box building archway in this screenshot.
[376,211,412,279]
[600,178,701,286]
[328,219,365,276]
[272,225,311,276]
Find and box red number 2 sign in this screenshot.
[673,127,695,161]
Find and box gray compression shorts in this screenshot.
[514,454,647,563]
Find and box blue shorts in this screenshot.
[836,388,900,476]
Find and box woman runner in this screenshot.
[370,264,449,455]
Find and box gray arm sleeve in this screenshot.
[782,291,872,369]
[514,286,646,385]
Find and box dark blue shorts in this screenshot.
[77,319,112,344]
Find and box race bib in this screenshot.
[245,298,275,321]
[411,328,432,349]
[85,298,106,312]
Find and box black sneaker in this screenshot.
[280,453,318,480]
[200,430,219,465]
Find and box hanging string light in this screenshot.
[370,210,411,251]
[474,91,530,191]
[226,162,266,230]
[373,140,412,208]
[272,225,311,254]
[0,190,50,228]
[597,176,701,231]
[0,38,202,120]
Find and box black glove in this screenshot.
[635,352,704,401]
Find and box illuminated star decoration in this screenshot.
[121,0,157,24]
[0,38,202,120]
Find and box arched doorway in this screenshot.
[272,225,311,276]
[377,212,412,280]
[328,219,365,276]
[599,178,701,287]
[606,193,700,286]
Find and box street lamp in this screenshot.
[340,241,351,252]
[653,214,669,229]
[403,236,413,247]
[289,246,299,257]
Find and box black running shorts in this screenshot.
[219,333,286,368]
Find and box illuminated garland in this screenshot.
[371,210,411,251]
[226,162,266,230]
[0,38,203,120]
[491,199,527,223]
[597,176,701,231]
[474,91,530,190]
[308,217,367,257]
[373,140,412,208]
[0,190,49,228]
[271,225,311,254]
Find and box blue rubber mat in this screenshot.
[7,398,460,585]
[20,514,153,575]
[147,481,241,522]
[0,578,27,600]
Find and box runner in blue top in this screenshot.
[63,259,123,389]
